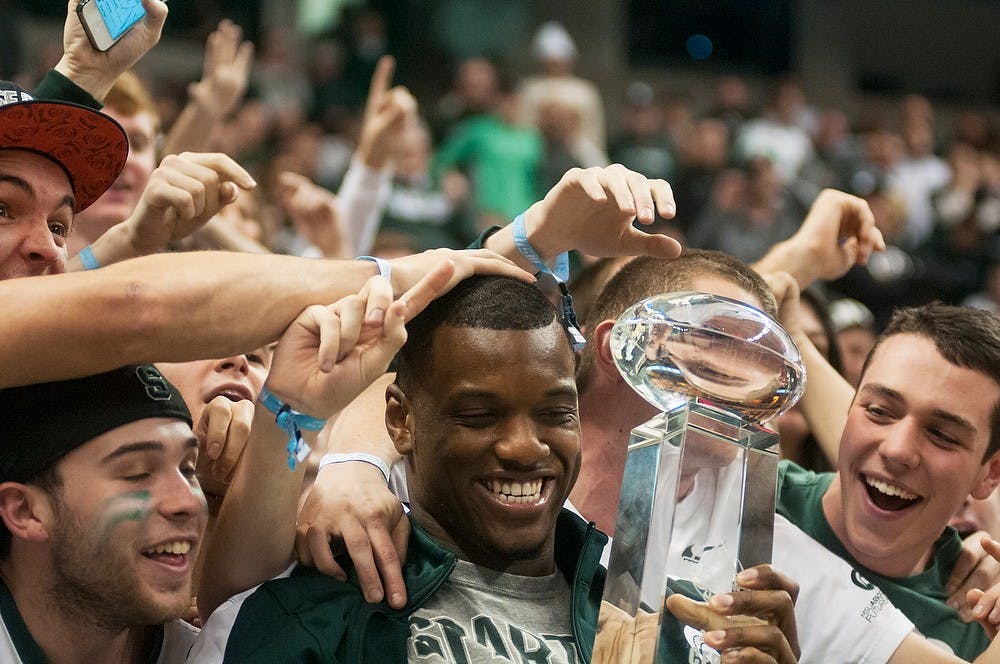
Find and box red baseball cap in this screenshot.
[0,81,128,212]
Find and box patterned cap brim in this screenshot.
[0,100,128,212]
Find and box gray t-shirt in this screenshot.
[408,559,578,663]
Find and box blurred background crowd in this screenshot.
[5,0,1000,342]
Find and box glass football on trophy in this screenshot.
[594,291,805,662]
[610,291,804,421]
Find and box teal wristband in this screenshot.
[512,213,569,281]
[79,246,100,271]
[511,212,586,351]
[259,386,324,470]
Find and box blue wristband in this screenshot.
[79,245,100,271]
[258,386,324,470]
[356,255,392,281]
[511,212,586,351]
[511,213,569,282]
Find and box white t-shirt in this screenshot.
[772,515,914,664]
[0,615,198,664]
[566,497,914,664]
[187,564,296,664]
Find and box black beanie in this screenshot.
[0,365,192,483]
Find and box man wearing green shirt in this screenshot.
[433,86,543,226]
[776,303,1000,659]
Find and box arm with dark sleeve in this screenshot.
[33,69,102,108]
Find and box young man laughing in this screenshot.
[778,304,1000,658]
[0,365,207,663]
[196,275,799,663]
[209,276,601,662]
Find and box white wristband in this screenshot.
[318,452,391,484]
[356,255,392,281]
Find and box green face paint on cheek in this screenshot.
[96,490,152,537]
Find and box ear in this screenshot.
[385,383,415,456]
[971,450,1000,500]
[0,483,55,545]
[592,319,623,382]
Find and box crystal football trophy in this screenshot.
[593,292,805,662]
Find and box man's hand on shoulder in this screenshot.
[296,459,409,609]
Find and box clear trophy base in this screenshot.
[593,398,779,663]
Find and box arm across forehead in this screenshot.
[1,247,532,388]
[0,251,379,388]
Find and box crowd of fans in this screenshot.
[13,9,996,333]
[5,2,1000,662]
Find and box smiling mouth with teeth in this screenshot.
[862,474,921,511]
[141,541,192,558]
[484,479,545,504]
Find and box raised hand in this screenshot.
[125,152,256,254]
[264,261,457,419]
[754,189,886,289]
[57,0,168,101]
[275,171,349,259]
[356,55,417,169]
[187,20,254,120]
[486,164,682,272]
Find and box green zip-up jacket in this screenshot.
[221,510,608,663]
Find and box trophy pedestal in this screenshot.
[594,398,779,662]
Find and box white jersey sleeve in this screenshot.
[185,563,297,664]
[157,619,200,664]
[773,514,914,664]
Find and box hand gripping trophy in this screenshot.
[593,292,805,662]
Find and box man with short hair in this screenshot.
[200,276,608,662]
[193,275,800,663]
[0,365,206,663]
[572,250,781,533]
[775,302,1000,659]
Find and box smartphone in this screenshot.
[76,0,146,52]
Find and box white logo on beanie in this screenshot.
[0,89,30,105]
